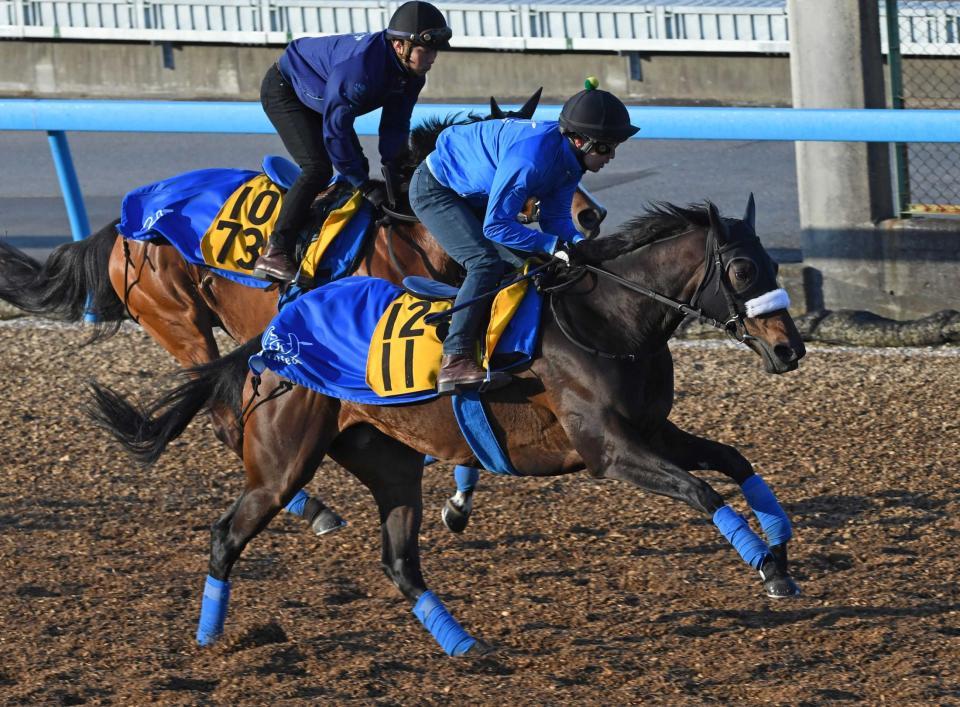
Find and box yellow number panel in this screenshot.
[200,174,283,273]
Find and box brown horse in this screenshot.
[0,95,604,458]
[91,197,806,655]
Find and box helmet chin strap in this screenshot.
[400,40,418,73]
[565,134,591,170]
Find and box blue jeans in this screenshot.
[409,162,521,356]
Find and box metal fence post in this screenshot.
[46,129,96,323]
[885,0,911,216]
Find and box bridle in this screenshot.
[544,226,784,363]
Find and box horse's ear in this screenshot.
[706,201,726,242]
[489,97,505,119]
[517,87,543,119]
[743,192,756,231]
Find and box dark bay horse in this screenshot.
[91,197,806,655]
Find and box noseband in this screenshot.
[544,228,789,362]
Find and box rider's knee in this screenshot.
[296,162,333,186]
[462,250,505,274]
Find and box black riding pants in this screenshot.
[260,64,335,251]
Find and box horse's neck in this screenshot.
[372,222,461,284]
[566,229,707,354]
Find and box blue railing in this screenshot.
[3,98,960,243]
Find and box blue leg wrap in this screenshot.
[454,466,480,493]
[712,505,770,569]
[284,489,309,517]
[741,475,793,547]
[423,455,437,466]
[412,591,476,656]
[196,575,231,646]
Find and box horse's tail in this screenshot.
[88,336,261,465]
[0,221,126,341]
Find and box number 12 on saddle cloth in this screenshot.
[366,268,539,397]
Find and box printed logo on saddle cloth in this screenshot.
[248,274,543,406]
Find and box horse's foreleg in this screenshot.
[283,488,348,535]
[441,465,481,534]
[653,421,799,597]
[330,426,484,656]
[565,410,788,595]
[197,382,339,646]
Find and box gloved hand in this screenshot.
[359,180,388,210]
[552,239,582,266]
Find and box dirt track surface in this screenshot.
[0,321,957,705]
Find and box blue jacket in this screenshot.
[278,31,424,187]
[426,119,584,253]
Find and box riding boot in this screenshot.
[437,354,511,395]
[253,239,298,282]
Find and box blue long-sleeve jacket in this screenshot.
[426,119,584,253]
[278,31,424,187]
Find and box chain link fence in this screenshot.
[887,0,960,215]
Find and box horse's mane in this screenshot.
[577,202,712,263]
[406,112,484,169]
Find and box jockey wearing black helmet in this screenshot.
[559,79,640,163]
[253,1,452,283]
[409,80,639,393]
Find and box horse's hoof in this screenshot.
[463,638,495,657]
[442,499,469,534]
[762,574,801,599]
[311,508,347,536]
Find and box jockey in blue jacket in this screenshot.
[409,83,639,393]
[254,1,452,282]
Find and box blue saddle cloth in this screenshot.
[248,275,543,407]
[115,158,371,291]
[117,166,268,288]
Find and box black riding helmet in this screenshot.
[386,1,452,49]
[559,79,639,144]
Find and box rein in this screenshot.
[546,231,759,362]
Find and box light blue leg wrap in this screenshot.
[284,489,309,517]
[741,475,793,547]
[196,575,231,646]
[454,466,480,493]
[712,505,770,569]
[412,591,476,656]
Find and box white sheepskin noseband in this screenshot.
[744,288,790,317]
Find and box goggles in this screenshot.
[580,138,617,156]
[391,26,452,48]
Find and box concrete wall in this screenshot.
[804,218,960,320]
[1,39,797,105]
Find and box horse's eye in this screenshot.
[728,259,757,292]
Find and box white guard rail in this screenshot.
[1,0,958,55]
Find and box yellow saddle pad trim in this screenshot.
[300,190,365,281]
[483,262,533,370]
[200,174,283,274]
[367,293,452,397]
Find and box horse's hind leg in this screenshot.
[197,381,339,645]
[653,420,799,598]
[330,426,485,656]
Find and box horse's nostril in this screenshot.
[774,344,797,363]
